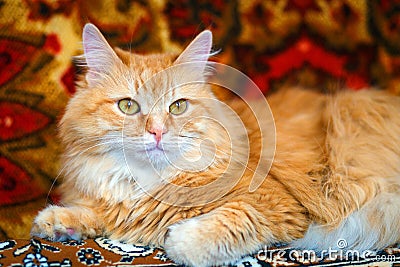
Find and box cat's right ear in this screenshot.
[173,30,214,77]
[82,23,124,87]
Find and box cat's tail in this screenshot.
[291,190,400,252]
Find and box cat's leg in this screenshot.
[31,205,103,242]
[164,202,293,267]
[291,191,400,251]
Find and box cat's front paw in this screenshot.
[164,218,238,267]
[31,205,98,242]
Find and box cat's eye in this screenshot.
[169,99,188,115]
[118,99,140,115]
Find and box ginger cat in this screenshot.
[31,23,400,267]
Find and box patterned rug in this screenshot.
[1,0,400,265]
[1,238,399,266]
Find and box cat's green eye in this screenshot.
[169,99,188,115]
[118,99,140,115]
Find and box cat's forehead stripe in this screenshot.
[127,75,137,95]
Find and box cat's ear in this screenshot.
[174,30,213,71]
[82,23,123,86]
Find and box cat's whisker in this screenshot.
[178,134,201,139]
[164,138,267,180]
[69,136,115,147]
[175,136,267,178]
[68,140,124,157]
[45,163,69,205]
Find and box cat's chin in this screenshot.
[144,149,174,168]
[123,148,176,174]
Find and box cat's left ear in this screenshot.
[174,30,213,72]
[82,23,124,87]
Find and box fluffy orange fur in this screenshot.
[31,24,400,267]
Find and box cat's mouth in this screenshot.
[146,146,164,152]
[144,142,167,153]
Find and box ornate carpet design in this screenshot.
[1,0,400,266]
[0,239,399,266]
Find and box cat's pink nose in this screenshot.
[148,127,167,144]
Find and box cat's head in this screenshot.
[60,24,233,180]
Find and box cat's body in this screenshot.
[31,24,400,267]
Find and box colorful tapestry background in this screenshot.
[1,0,400,240]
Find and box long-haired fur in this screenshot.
[31,24,400,267]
